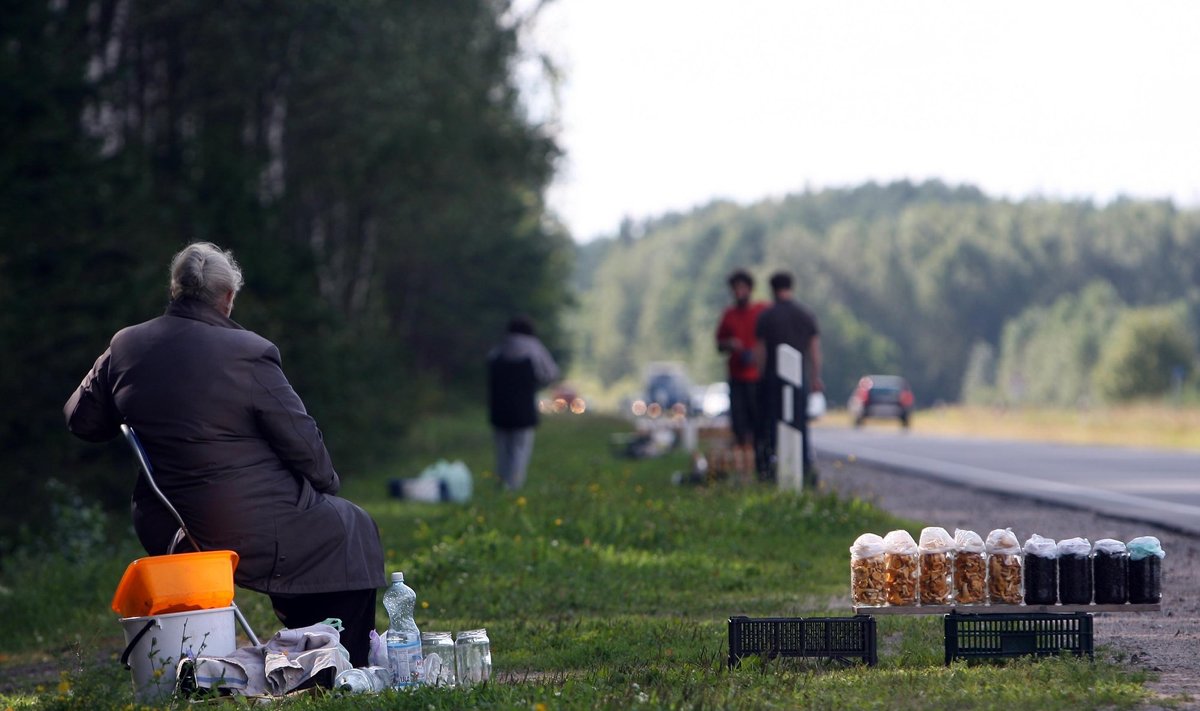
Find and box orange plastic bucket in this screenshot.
[111,550,238,618]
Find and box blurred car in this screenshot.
[539,384,587,415]
[848,375,914,427]
[631,362,693,419]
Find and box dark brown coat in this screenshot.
[64,298,385,595]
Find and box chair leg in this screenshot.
[166,528,189,555]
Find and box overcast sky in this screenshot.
[529,1,1200,242]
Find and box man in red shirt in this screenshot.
[715,269,768,479]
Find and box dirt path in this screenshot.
[821,453,1200,710]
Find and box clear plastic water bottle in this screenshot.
[383,571,423,688]
[334,666,391,694]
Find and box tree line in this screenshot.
[1,0,570,549]
[573,181,1200,410]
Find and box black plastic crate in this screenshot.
[727,615,877,668]
[944,612,1093,665]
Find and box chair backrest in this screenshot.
[120,424,200,553]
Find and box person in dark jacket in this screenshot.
[486,316,560,490]
[64,242,385,667]
[754,270,823,486]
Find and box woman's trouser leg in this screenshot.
[508,428,535,490]
[494,427,535,490]
[270,588,378,668]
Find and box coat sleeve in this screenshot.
[64,348,122,442]
[250,344,340,495]
[531,340,560,387]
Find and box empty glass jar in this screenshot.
[420,631,456,687]
[454,629,492,686]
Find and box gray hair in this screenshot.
[169,242,244,306]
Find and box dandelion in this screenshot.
[554,518,563,526]
[535,704,548,711]
[516,496,527,508]
[57,672,70,695]
[421,601,430,609]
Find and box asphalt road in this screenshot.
[813,424,1200,535]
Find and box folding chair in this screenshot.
[120,424,260,645]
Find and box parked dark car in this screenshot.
[848,375,914,427]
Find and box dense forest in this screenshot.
[572,181,1200,409]
[1,0,570,548]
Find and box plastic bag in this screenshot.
[953,529,986,605]
[418,459,474,503]
[368,629,388,669]
[918,527,954,605]
[1057,537,1091,558]
[807,392,827,419]
[882,530,919,606]
[849,533,886,606]
[985,528,1023,604]
[1127,536,1165,561]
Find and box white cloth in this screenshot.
[185,623,351,697]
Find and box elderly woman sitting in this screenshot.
[64,242,385,666]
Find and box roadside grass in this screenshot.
[0,412,1157,709]
[820,403,1200,450]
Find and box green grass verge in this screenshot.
[0,413,1157,709]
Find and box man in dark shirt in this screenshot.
[754,271,823,485]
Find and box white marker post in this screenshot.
[775,344,804,492]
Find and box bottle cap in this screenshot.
[392,571,405,582]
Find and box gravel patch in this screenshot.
[820,452,1200,710]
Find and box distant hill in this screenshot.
[571,180,1200,407]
